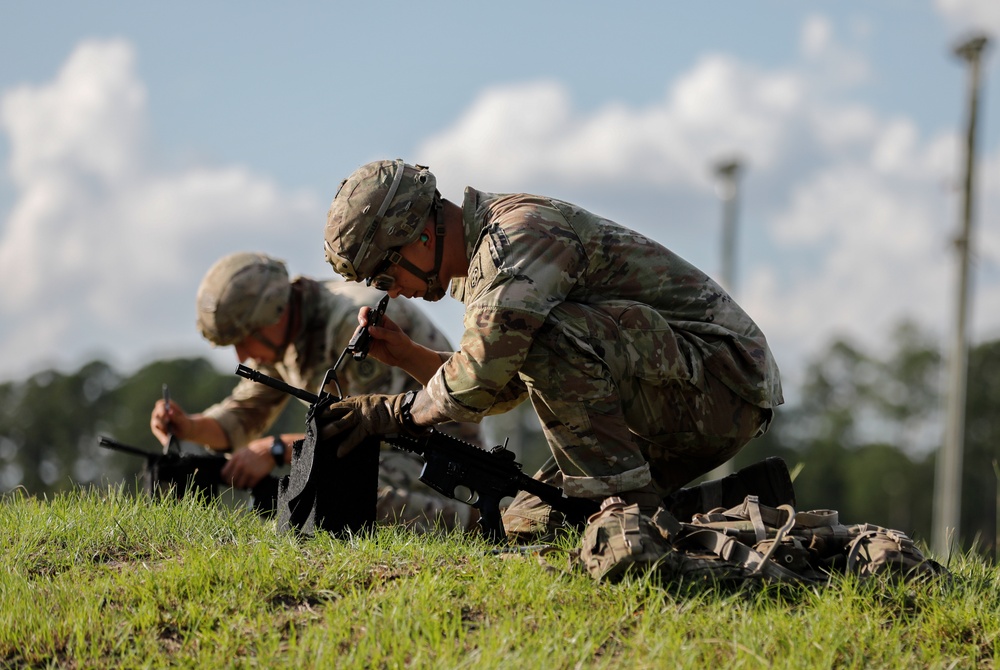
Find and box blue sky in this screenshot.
[0,1,998,415]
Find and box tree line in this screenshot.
[1,321,997,556]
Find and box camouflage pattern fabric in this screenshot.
[203,276,479,532]
[196,252,291,346]
[420,189,783,535]
[324,159,438,281]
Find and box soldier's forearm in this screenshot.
[398,345,451,386]
[409,387,454,427]
[185,415,232,450]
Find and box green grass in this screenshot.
[2,487,998,669]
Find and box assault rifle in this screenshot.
[98,435,280,517]
[235,290,795,539]
[235,364,600,542]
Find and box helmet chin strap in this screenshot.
[392,197,447,301]
[251,291,300,359]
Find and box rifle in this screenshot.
[234,363,799,542]
[235,289,796,540]
[98,435,280,517]
[235,364,599,542]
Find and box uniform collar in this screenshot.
[462,187,493,258]
[451,187,489,302]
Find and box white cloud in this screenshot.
[0,39,327,379]
[797,14,871,89]
[419,56,804,197]
[935,0,1000,33]
[417,15,1000,400]
[2,20,998,409]
[801,15,834,58]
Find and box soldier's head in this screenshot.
[324,158,448,301]
[195,252,292,363]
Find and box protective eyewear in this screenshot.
[366,252,402,291]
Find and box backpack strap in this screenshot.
[746,495,768,543]
[754,503,797,568]
[678,499,815,582]
[620,502,645,555]
[680,528,806,582]
[795,508,839,528]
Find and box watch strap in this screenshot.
[270,435,285,467]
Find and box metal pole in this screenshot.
[932,33,990,560]
[715,158,743,296]
[706,157,744,480]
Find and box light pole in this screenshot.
[932,33,991,560]
[707,157,744,479]
[715,158,744,297]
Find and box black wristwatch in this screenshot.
[269,436,286,467]
[399,390,430,435]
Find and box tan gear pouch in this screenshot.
[844,524,947,581]
[578,497,679,582]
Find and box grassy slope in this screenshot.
[2,488,998,669]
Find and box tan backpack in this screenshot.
[578,494,947,584]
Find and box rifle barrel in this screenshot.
[98,436,156,458]
[235,365,320,404]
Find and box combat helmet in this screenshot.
[324,159,446,299]
[196,252,290,345]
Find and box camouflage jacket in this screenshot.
[204,278,453,448]
[425,188,784,422]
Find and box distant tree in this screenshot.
[0,357,306,498]
[2,329,996,557]
[960,339,1000,556]
[733,321,943,544]
[105,358,241,450]
[0,361,122,494]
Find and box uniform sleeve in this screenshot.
[201,365,291,449]
[427,205,586,421]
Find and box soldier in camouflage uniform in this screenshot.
[149,251,481,533]
[318,159,784,539]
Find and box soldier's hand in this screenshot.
[221,439,275,489]
[150,399,192,447]
[320,392,420,457]
[358,310,413,368]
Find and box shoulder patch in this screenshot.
[467,246,501,296]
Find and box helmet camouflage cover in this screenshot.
[324,159,438,282]
[196,252,290,345]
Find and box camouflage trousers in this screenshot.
[502,302,771,538]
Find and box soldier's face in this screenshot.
[234,321,285,364]
[234,335,277,364]
[378,238,435,300]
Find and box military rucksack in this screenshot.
[578,493,947,584]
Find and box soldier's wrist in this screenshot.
[398,390,431,436]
